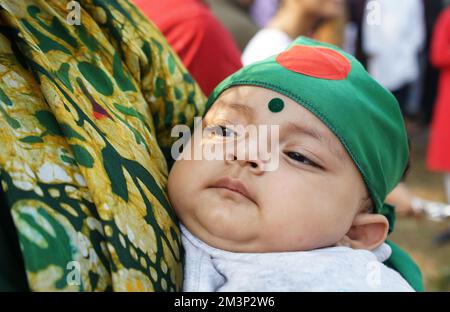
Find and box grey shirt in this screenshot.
[181,225,414,292]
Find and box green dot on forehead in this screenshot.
[268,98,285,113]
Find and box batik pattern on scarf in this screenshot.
[0,0,206,291]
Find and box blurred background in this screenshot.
[134,0,450,291]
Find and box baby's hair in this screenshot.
[360,195,374,214]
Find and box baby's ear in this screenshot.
[339,213,389,251]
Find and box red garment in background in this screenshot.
[134,0,243,96]
[427,8,450,172]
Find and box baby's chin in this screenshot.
[183,217,318,253]
[181,210,338,253]
[177,201,262,252]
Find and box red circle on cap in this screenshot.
[276,45,351,80]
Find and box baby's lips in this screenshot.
[209,176,255,203]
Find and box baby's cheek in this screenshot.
[277,190,343,242]
[168,161,193,212]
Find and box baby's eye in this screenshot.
[286,151,319,167]
[205,125,236,138]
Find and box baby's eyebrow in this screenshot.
[285,122,344,162]
[286,122,324,143]
[219,101,253,121]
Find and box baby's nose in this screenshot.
[225,153,265,175]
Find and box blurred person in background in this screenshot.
[362,0,425,122]
[427,4,450,204]
[205,0,259,51]
[134,0,243,96]
[345,0,368,67]
[420,0,444,125]
[242,0,347,65]
[250,0,280,28]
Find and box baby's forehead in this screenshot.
[214,85,285,106]
[211,86,329,132]
[210,86,293,117]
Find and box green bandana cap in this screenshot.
[205,37,409,234]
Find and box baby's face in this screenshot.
[168,86,368,252]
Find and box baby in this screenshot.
[168,37,415,291]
